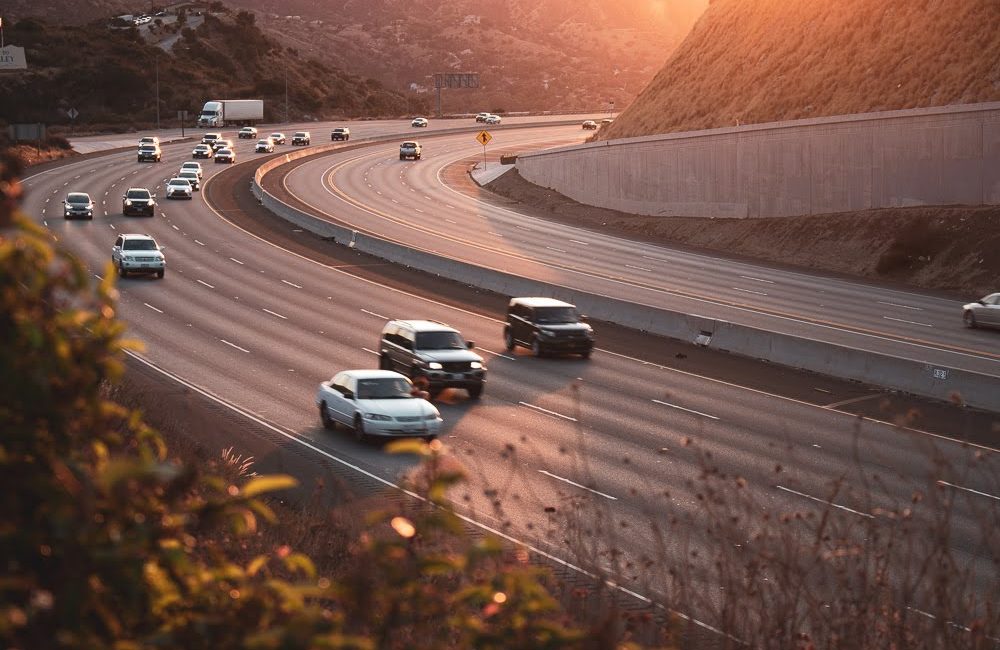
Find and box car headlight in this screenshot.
[364,413,392,421]
[124,256,134,261]
[470,361,483,369]
[424,413,439,421]
[427,362,443,370]
[124,200,132,206]
[539,329,555,337]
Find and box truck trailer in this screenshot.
[197,100,264,128]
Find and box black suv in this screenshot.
[378,320,486,398]
[122,187,156,217]
[503,297,594,358]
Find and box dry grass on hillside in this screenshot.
[603,0,1000,139]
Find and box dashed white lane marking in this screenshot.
[775,485,875,519]
[197,279,215,289]
[262,308,287,320]
[171,224,180,231]
[361,347,379,356]
[281,279,303,289]
[546,246,567,253]
[361,308,388,320]
[937,480,1000,502]
[144,302,163,314]
[539,470,617,501]
[229,257,244,265]
[220,339,250,354]
[652,399,719,420]
[488,232,504,237]
[740,275,775,285]
[445,218,457,224]
[194,240,205,246]
[626,264,652,272]
[415,208,424,213]
[43,220,48,226]
[879,301,923,311]
[734,287,768,296]
[446,204,455,209]
[518,401,577,422]
[109,224,116,230]
[391,199,399,204]
[516,225,532,231]
[569,239,590,246]
[883,316,933,328]
[94,274,103,280]
[477,348,515,361]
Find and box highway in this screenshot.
[19,121,1000,629]
[276,125,1000,381]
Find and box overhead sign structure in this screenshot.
[432,72,480,117]
[0,45,27,70]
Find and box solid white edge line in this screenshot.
[538,469,617,500]
[937,480,1000,502]
[775,485,875,519]
[518,401,577,422]
[121,349,727,638]
[652,399,719,421]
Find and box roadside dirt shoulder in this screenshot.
[481,168,1000,298]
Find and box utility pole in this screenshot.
[155,56,160,131]
[284,67,289,124]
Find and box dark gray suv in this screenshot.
[378,320,485,399]
[503,297,594,358]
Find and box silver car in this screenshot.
[963,293,1000,329]
[316,369,442,441]
[63,192,94,219]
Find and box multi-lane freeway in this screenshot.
[20,118,999,632]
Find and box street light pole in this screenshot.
[284,67,289,124]
[155,56,160,131]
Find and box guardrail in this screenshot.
[250,125,1000,413]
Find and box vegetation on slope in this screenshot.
[602,0,1000,139]
[0,10,424,130]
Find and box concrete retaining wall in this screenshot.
[516,102,1000,219]
[251,148,1000,412]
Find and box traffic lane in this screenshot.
[286,130,1000,374]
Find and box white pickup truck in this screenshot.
[316,369,441,442]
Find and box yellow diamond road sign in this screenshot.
[476,130,492,146]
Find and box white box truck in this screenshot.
[197,100,264,128]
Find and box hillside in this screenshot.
[0,10,421,130]
[220,0,706,112]
[601,0,1000,139]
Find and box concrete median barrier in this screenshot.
[250,131,1000,413]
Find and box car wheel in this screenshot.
[118,263,128,278]
[400,155,405,160]
[353,414,367,442]
[964,311,977,329]
[428,387,444,400]
[137,157,142,163]
[531,337,544,357]
[503,328,516,351]
[156,269,165,279]
[468,384,483,399]
[581,347,592,359]
[379,354,392,370]
[320,402,334,429]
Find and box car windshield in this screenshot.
[294,132,306,137]
[534,306,579,324]
[334,128,346,132]
[218,149,232,155]
[356,377,413,400]
[126,189,150,199]
[180,172,197,178]
[123,239,157,251]
[140,146,157,151]
[402,142,417,147]
[169,179,190,186]
[415,331,466,350]
[67,194,90,204]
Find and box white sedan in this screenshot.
[411,117,429,128]
[316,369,442,442]
[254,139,274,153]
[485,114,501,125]
[165,178,193,200]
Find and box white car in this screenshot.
[177,169,200,191]
[112,233,165,278]
[201,132,222,145]
[139,136,160,146]
[316,369,442,441]
[63,192,95,219]
[179,161,203,179]
[475,112,490,123]
[399,141,422,160]
[214,148,236,164]
[254,139,274,153]
[238,126,258,139]
[191,144,214,159]
[411,117,429,128]
[963,293,1000,329]
[485,114,501,125]
[269,132,286,145]
[165,178,193,199]
[582,120,598,130]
